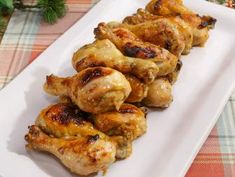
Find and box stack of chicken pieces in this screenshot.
[25,0,216,176]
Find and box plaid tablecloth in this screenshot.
[0,0,235,176]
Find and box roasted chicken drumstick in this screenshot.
[123,8,193,54]
[106,20,186,57]
[44,67,131,114]
[25,125,116,176]
[34,103,135,159]
[145,0,216,46]
[72,39,159,84]
[94,22,178,75]
[92,103,147,141]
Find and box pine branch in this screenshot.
[0,0,13,16]
[13,0,67,24]
[38,0,67,23]
[0,17,5,34]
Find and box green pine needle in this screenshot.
[42,7,58,24]
[0,17,6,33]
[0,0,13,16]
[52,0,67,18]
[38,0,67,24]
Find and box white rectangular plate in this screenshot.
[1,0,235,177]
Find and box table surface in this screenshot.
[0,0,235,176]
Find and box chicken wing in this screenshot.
[94,22,178,75]
[72,39,159,84]
[143,78,173,108]
[146,0,216,46]
[92,103,147,141]
[43,67,131,114]
[123,9,193,54]
[25,125,116,176]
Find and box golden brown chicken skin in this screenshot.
[166,59,182,84]
[43,67,131,114]
[107,20,185,57]
[146,0,216,46]
[123,8,193,55]
[143,78,173,108]
[146,0,190,16]
[125,74,149,103]
[72,39,159,84]
[92,103,147,141]
[25,125,116,176]
[34,103,132,159]
[94,22,178,75]
[35,103,105,139]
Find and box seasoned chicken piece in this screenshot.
[146,0,216,46]
[166,60,182,84]
[92,103,147,141]
[94,22,178,75]
[125,74,148,103]
[110,136,132,159]
[146,0,190,16]
[123,9,193,54]
[106,20,185,57]
[179,14,216,46]
[35,103,131,159]
[43,67,131,114]
[25,125,116,176]
[72,39,159,84]
[143,78,173,108]
[35,103,106,139]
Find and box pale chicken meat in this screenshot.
[25,125,116,176]
[143,78,173,108]
[72,39,159,84]
[145,0,216,46]
[106,20,185,57]
[94,22,178,75]
[43,67,131,114]
[123,8,193,54]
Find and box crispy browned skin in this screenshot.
[34,103,132,159]
[92,103,147,141]
[123,8,193,55]
[25,125,116,176]
[146,0,216,46]
[94,22,178,75]
[143,78,173,108]
[107,20,185,57]
[146,0,189,16]
[35,103,105,138]
[72,39,159,84]
[125,74,148,103]
[43,67,131,114]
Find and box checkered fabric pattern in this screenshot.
[0,0,234,176]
